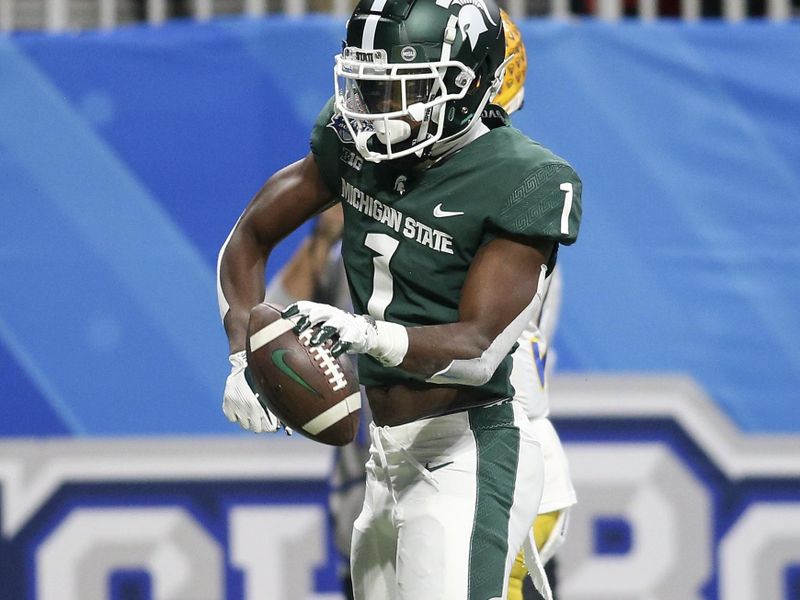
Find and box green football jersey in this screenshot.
[310,98,582,399]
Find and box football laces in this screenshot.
[298,329,348,392]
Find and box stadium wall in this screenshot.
[1,17,798,599]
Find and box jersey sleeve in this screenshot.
[309,96,343,194]
[489,161,583,245]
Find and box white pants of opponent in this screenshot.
[350,400,547,600]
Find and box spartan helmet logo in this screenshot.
[451,0,497,50]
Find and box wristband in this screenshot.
[372,321,409,367]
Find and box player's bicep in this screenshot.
[459,234,553,339]
[238,152,335,249]
[218,152,334,351]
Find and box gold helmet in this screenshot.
[493,10,527,115]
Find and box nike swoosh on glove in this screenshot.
[223,350,282,433]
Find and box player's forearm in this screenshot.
[397,304,535,387]
[398,256,548,385]
[401,322,492,377]
[305,236,549,384]
[403,237,550,386]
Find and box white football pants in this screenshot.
[351,400,547,600]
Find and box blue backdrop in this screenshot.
[1,17,798,437]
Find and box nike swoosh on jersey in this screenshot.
[425,460,454,472]
[433,203,465,218]
[271,349,319,396]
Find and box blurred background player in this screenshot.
[263,12,576,599]
[509,265,574,600]
[498,20,577,596]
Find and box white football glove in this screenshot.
[223,351,281,433]
[282,301,409,367]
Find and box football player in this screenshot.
[261,13,576,599]
[217,0,582,597]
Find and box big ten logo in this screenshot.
[0,438,343,600]
[551,375,800,600]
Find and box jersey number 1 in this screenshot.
[560,182,573,235]
[364,232,399,320]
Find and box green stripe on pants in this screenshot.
[468,401,520,600]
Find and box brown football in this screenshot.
[245,302,361,446]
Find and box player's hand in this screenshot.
[223,351,282,433]
[282,301,378,357]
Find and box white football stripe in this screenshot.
[361,14,381,50]
[303,392,361,435]
[249,318,295,352]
